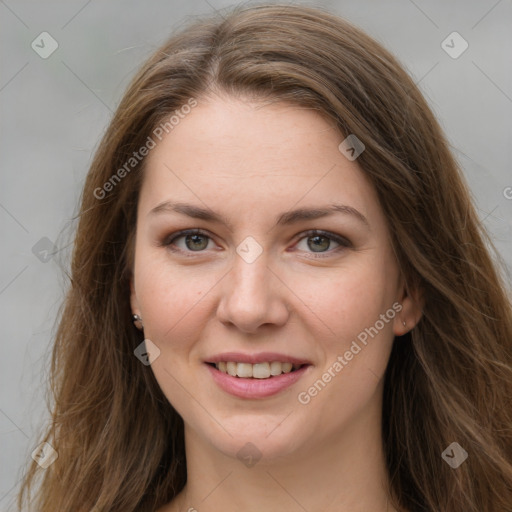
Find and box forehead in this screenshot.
[138,95,384,230]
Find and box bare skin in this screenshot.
[131,93,422,512]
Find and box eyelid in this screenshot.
[297,229,352,248]
[161,228,352,256]
[161,228,212,246]
[160,228,216,256]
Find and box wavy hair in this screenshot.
[17,4,512,511]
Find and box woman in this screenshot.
[17,4,512,512]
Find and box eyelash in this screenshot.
[160,228,351,258]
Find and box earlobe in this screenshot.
[129,274,145,330]
[394,276,424,335]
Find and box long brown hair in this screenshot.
[17,4,512,511]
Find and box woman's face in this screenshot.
[131,94,419,462]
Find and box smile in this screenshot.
[211,361,303,379]
[205,361,311,399]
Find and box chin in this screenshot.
[196,415,313,465]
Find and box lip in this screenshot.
[205,362,312,399]
[205,352,312,365]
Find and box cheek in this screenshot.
[290,256,397,344]
[296,254,397,399]
[296,269,397,432]
[135,259,210,406]
[134,248,228,360]
[324,268,397,397]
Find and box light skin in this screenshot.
[130,94,423,512]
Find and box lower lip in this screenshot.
[206,363,311,399]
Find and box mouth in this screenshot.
[206,361,307,379]
[204,358,312,399]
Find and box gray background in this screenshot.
[1,0,511,509]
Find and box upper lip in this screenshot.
[205,352,312,365]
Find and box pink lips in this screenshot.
[205,360,311,399]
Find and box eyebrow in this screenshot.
[148,200,369,229]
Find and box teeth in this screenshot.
[226,362,237,376]
[253,362,270,379]
[237,363,253,378]
[270,361,282,376]
[281,362,293,373]
[214,361,300,378]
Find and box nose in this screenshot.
[216,249,290,333]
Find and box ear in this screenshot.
[129,275,140,317]
[393,274,424,336]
